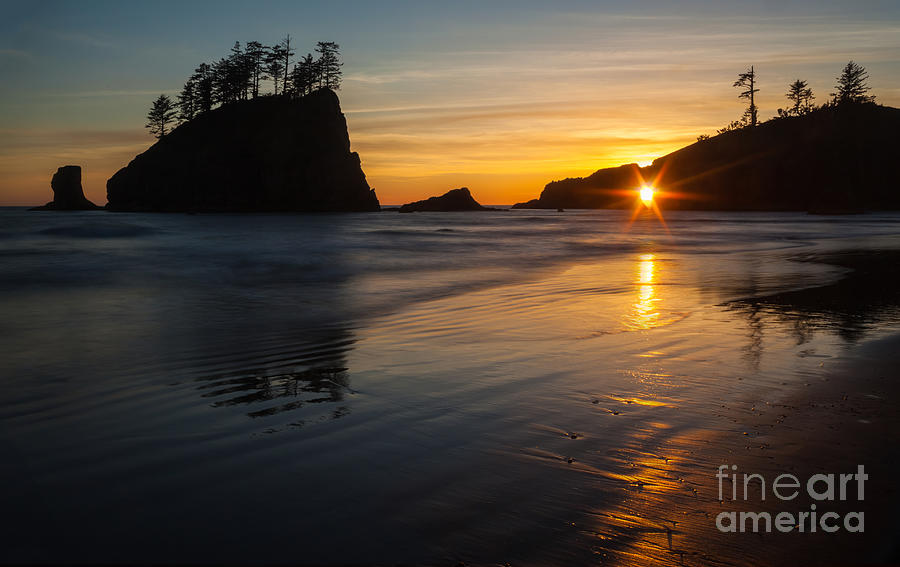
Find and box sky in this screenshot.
[1,0,899,206]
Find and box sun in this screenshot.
[640,185,655,206]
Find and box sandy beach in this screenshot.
[2,210,900,565]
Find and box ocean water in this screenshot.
[2,207,900,565]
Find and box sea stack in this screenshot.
[30,166,102,211]
[399,187,497,212]
[106,88,380,212]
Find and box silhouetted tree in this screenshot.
[290,53,318,97]
[717,119,746,135]
[177,79,196,123]
[315,41,342,89]
[267,43,286,95]
[211,57,232,104]
[146,94,178,138]
[832,61,875,104]
[232,41,253,100]
[733,66,759,126]
[245,41,268,98]
[166,37,342,128]
[211,42,254,105]
[280,35,295,95]
[785,79,815,115]
[192,63,214,113]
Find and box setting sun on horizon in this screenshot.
[640,185,655,206]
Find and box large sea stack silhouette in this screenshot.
[31,166,102,211]
[513,103,900,213]
[107,89,379,212]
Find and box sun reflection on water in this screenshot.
[630,254,661,330]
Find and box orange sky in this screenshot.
[2,3,899,206]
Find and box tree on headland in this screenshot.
[716,119,747,135]
[832,61,875,104]
[733,66,759,126]
[210,42,254,105]
[185,38,342,103]
[231,41,253,100]
[267,43,286,95]
[245,41,268,98]
[177,79,196,123]
[192,63,214,114]
[159,37,344,129]
[280,35,295,95]
[698,61,881,140]
[146,94,178,138]
[315,41,342,90]
[785,79,815,116]
[290,53,318,97]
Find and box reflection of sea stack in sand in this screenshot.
[399,187,500,212]
[106,89,379,212]
[31,166,102,211]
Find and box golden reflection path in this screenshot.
[628,254,660,330]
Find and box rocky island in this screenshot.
[513,103,900,213]
[30,166,102,211]
[398,187,500,212]
[106,89,379,212]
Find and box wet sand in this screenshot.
[576,251,900,567]
[574,333,900,567]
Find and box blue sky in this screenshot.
[2,0,899,204]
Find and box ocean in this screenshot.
[2,207,900,565]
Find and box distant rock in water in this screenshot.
[398,187,499,212]
[31,166,102,211]
[106,89,379,212]
[512,103,900,213]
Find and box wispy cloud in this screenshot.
[19,24,114,49]
[47,30,113,48]
[0,128,149,154]
[41,89,179,98]
[0,48,31,59]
